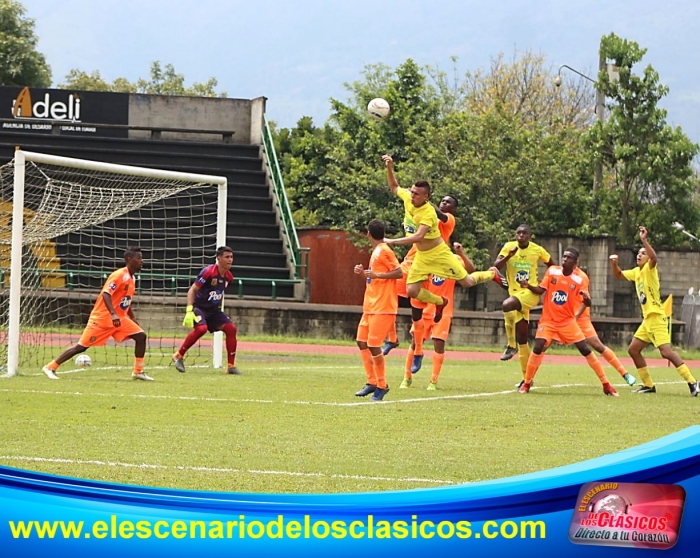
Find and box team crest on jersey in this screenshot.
[432,276,446,286]
[211,278,218,286]
[570,283,577,291]
[552,290,568,305]
[551,278,558,285]
[90,336,97,343]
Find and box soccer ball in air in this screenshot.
[75,354,92,368]
[367,98,390,120]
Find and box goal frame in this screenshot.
[4,149,228,377]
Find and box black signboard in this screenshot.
[0,86,129,138]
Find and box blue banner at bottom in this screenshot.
[2,426,700,557]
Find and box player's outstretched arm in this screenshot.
[384,224,429,246]
[382,154,400,195]
[609,254,624,279]
[639,226,657,268]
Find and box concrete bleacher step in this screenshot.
[0,131,299,300]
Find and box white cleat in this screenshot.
[131,372,154,381]
[42,366,59,380]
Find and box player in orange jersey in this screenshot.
[354,219,403,401]
[517,247,618,396]
[42,247,151,381]
[400,242,475,390]
[573,266,636,387]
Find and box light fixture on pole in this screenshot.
[553,61,608,194]
[672,222,700,243]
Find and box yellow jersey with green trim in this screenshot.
[499,240,551,296]
[622,263,663,318]
[396,187,440,240]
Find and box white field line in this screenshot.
[2,381,683,407]
[0,455,452,485]
[18,365,354,377]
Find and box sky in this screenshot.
[19,0,700,144]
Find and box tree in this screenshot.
[586,33,700,244]
[59,61,226,97]
[276,56,593,264]
[0,0,51,87]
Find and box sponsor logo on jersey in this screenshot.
[208,291,223,304]
[108,282,117,291]
[431,276,446,286]
[119,296,132,310]
[552,290,568,305]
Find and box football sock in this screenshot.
[413,319,425,356]
[405,347,414,379]
[415,287,443,305]
[222,322,238,366]
[372,354,387,389]
[637,367,654,387]
[133,357,144,374]
[585,352,609,384]
[601,348,627,377]
[677,363,696,383]
[504,311,517,348]
[178,324,208,356]
[431,352,445,383]
[470,269,496,285]
[360,348,376,384]
[524,352,544,383]
[518,343,530,378]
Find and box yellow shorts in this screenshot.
[412,316,452,342]
[78,317,144,347]
[357,313,396,348]
[536,321,585,345]
[510,289,541,321]
[407,243,467,285]
[634,314,671,348]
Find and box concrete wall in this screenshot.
[300,230,699,320]
[131,298,685,348]
[128,94,266,144]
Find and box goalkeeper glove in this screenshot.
[183,305,197,328]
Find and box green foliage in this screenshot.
[586,33,700,244]
[0,0,51,87]
[59,61,226,97]
[275,55,593,263]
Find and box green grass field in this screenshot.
[2,345,699,494]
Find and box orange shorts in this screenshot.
[576,317,597,339]
[357,313,396,348]
[78,317,144,347]
[412,316,451,342]
[536,321,585,346]
[396,259,413,298]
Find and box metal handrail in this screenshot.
[0,267,302,300]
[261,115,308,280]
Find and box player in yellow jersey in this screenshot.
[381,155,499,323]
[382,191,459,376]
[493,225,554,388]
[610,226,698,396]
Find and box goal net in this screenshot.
[0,150,227,377]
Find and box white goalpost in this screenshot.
[0,150,228,377]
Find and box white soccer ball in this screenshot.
[75,354,92,368]
[367,98,390,121]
